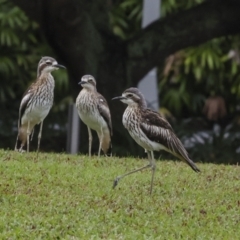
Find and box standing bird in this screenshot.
[112,87,200,194]
[15,56,65,153]
[76,75,112,157]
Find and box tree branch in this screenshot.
[11,0,240,89]
[127,0,240,85]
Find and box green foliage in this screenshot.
[0,0,69,104]
[160,36,240,117]
[0,150,240,238]
[109,0,142,39]
[161,0,205,17]
[0,0,39,102]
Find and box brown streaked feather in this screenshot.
[140,109,200,172]
[97,94,113,136]
[140,119,188,158]
[141,108,173,131]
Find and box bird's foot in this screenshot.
[15,147,26,153]
[113,177,120,189]
[104,153,112,157]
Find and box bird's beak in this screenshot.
[112,96,126,101]
[78,81,86,85]
[54,64,66,69]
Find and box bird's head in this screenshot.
[78,75,97,91]
[37,56,65,77]
[112,87,147,107]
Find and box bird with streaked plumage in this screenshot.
[112,87,200,194]
[15,56,65,153]
[76,75,112,157]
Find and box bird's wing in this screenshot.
[97,94,113,136]
[140,109,200,172]
[141,108,174,131]
[18,86,35,126]
[140,108,189,160]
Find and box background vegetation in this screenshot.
[1,0,240,163]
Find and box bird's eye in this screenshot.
[46,61,51,65]
[88,79,93,82]
[127,94,133,98]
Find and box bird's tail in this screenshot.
[15,123,34,151]
[168,133,201,172]
[185,158,201,173]
[15,125,27,151]
[99,129,112,156]
[14,135,21,151]
[105,143,112,157]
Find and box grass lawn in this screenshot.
[0,149,239,239]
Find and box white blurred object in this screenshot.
[138,0,161,111]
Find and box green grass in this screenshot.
[0,149,239,239]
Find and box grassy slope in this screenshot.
[0,149,239,239]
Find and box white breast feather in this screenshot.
[76,91,109,132]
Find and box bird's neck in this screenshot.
[127,102,142,109]
[38,71,53,78]
[126,105,140,114]
[83,87,97,93]
[38,72,54,86]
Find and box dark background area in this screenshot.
[1,0,240,164]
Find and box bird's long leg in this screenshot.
[87,127,92,157]
[26,121,31,153]
[98,128,103,157]
[14,134,19,151]
[31,127,35,141]
[113,162,152,189]
[37,121,43,156]
[15,119,21,151]
[149,151,156,195]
